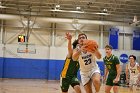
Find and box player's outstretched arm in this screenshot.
[65,32,73,58]
[114,64,121,83]
[103,66,109,83]
[72,47,81,61]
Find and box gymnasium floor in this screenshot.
[0,78,140,93]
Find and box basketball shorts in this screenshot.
[80,68,100,86]
[129,77,137,86]
[106,74,119,86]
[60,76,80,92]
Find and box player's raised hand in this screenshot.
[65,32,72,40]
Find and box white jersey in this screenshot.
[128,62,139,79]
[78,51,99,72]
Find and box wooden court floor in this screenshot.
[0,78,140,93]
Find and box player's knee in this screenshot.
[105,90,110,93]
[74,85,81,92]
[93,78,100,84]
[113,86,118,93]
[85,89,92,93]
[113,86,118,89]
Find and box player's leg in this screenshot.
[136,77,140,90]
[129,78,134,92]
[105,85,112,93]
[80,72,92,93]
[71,77,81,93]
[132,77,138,92]
[112,80,120,93]
[105,75,114,93]
[113,85,119,93]
[84,80,92,93]
[92,72,101,93]
[73,85,81,93]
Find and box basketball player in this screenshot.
[103,45,121,93]
[72,33,101,93]
[60,32,81,93]
[125,55,140,91]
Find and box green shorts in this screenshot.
[106,74,119,86]
[60,76,80,92]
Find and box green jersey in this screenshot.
[103,54,120,75]
[61,57,80,78]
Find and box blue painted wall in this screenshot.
[97,61,105,76]
[0,57,4,78]
[0,57,104,80]
[1,58,49,79]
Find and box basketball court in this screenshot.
[0,0,140,93]
[0,79,139,93]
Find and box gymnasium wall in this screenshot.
[0,25,140,80]
[0,44,140,80]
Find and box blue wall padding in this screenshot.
[109,28,119,49]
[48,60,64,80]
[48,60,56,80]
[0,57,104,80]
[0,57,4,78]
[97,61,105,76]
[3,58,49,79]
[133,31,140,50]
[48,60,81,80]
[55,60,65,80]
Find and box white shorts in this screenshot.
[80,68,100,86]
[129,77,137,86]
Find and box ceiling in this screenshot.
[0,0,140,46]
[0,0,140,28]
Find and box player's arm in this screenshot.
[125,64,129,83]
[65,32,73,58]
[113,57,121,83]
[104,65,109,82]
[137,64,140,73]
[94,49,101,59]
[113,63,121,83]
[115,64,121,81]
[90,41,101,59]
[72,47,81,61]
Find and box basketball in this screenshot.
[82,39,98,52]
